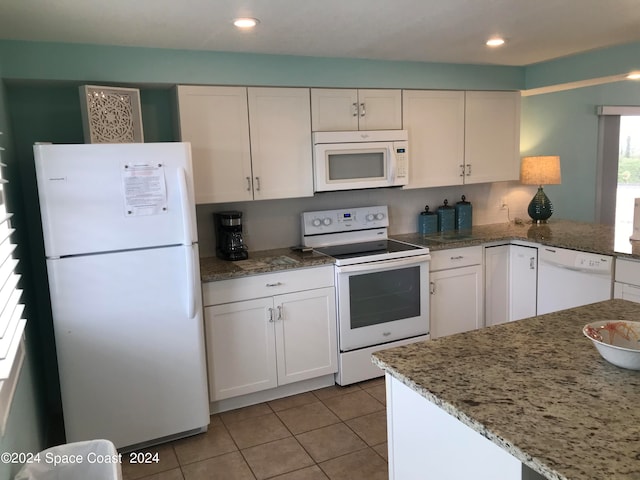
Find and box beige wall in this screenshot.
[197,181,535,256]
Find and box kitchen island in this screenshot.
[372,299,640,480]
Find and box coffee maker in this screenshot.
[214,211,249,261]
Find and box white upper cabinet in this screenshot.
[311,88,402,131]
[403,90,521,188]
[176,85,313,204]
[464,91,521,184]
[175,85,252,204]
[247,87,313,201]
[402,90,465,188]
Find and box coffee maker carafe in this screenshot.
[214,211,249,261]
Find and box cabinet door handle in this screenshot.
[466,164,472,176]
[360,102,366,117]
[430,281,436,294]
[266,282,283,287]
[255,176,261,191]
[277,305,283,320]
[530,257,536,269]
[352,102,358,117]
[459,164,465,177]
[246,176,251,191]
[268,307,275,323]
[450,255,464,260]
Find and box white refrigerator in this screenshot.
[34,142,209,449]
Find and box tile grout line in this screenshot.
[221,407,269,480]
[329,386,388,464]
[138,380,388,480]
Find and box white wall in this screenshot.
[197,181,535,256]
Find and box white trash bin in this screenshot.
[14,439,123,480]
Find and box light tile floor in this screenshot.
[121,378,388,480]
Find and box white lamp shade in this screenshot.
[520,156,561,185]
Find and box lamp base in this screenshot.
[528,186,554,223]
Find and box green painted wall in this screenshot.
[525,41,640,89]
[5,84,176,424]
[522,42,640,223]
[0,63,45,480]
[0,40,524,89]
[0,348,45,480]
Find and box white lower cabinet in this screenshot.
[386,374,527,480]
[275,288,337,385]
[203,267,337,402]
[430,247,483,339]
[614,257,640,302]
[485,244,537,327]
[206,298,278,400]
[510,245,538,321]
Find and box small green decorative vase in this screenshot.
[528,186,553,223]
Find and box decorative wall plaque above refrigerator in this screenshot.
[79,85,144,144]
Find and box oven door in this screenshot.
[336,254,430,351]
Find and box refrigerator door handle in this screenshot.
[177,167,194,246]
[186,245,196,319]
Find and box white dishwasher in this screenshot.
[537,246,613,315]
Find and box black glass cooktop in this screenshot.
[315,239,424,260]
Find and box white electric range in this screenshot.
[302,205,431,385]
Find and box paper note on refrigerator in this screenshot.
[122,162,168,216]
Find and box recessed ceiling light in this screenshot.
[233,17,259,29]
[486,37,505,47]
[627,72,640,80]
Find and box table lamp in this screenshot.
[520,155,561,223]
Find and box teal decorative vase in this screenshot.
[528,186,553,223]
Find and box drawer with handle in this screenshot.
[203,265,334,305]
[430,246,483,271]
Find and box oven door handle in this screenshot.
[335,254,431,273]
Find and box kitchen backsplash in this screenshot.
[196,181,536,257]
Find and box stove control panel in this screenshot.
[302,205,389,236]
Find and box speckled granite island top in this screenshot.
[200,247,334,282]
[373,299,640,480]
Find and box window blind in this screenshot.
[0,132,26,382]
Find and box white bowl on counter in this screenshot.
[583,320,640,370]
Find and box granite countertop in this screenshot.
[201,219,640,282]
[392,219,626,256]
[373,298,640,480]
[200,247,335,282]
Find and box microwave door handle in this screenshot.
[336,254,431,273]
[389,146,396,182]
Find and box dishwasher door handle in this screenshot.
[539,259,611,275]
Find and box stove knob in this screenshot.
[366,213,375,222]
[375,213,385,220]
[322,217,332,226]
[312,218,322,227]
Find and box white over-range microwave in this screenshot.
[312,130,409,192]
